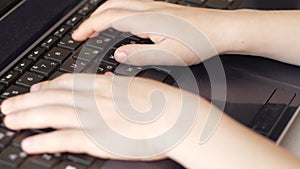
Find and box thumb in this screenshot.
[115,39,194,66]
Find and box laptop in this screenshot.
[0,0,299,168]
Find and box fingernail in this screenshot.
[30,83,41,92]
[115,51,127,62]
[1,100,12,113]
[5,114,16,123]
[22,139,32,152]
[104,72,114,76]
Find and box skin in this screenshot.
[1,0,300,168]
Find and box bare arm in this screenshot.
[226,10,300,66]
[168,104,300,169]
[2,1,298,169]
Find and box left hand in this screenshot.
[0,73,204,161]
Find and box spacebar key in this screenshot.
[139,69,169,82]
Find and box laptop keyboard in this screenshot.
[0,0,242,168]
[157,0,242,9]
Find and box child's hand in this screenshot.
[1,73,207,160]
[72,0,236,66]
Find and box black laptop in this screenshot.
[0,0,299,169]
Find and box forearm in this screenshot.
[225,10,300,66]
[168,102,300,169]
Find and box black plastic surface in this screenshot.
[0,0,80,72]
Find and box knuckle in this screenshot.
[55,73,73,83]
[49,73,73,89]
[102,8,120,16]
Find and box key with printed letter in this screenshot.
[1,85,29,99]
[58,35,82,51]
[16,72,44,88]
[31,59,58,76]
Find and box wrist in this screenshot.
[220,9,265,55]
[192,9,242,55]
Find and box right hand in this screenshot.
[72,0,237,66]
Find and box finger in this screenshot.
[31,73,113,93]
[1,89,77,115]
[21,129,95,154]
[72,9,139,41]
[4,105,80,130]
[114,38,198,66]
[21,129,117,159]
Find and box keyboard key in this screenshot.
[12,131,35,148]
[67,154,94,166]
[16,72,44,88]
[54,25,71,38]
[53,161,86,169]
[85,63,106,74]
[166,0,180,3]
[74,47,101,62]
[41,36,60,49]
[88,159,106,169]
[48,71,65,80]
[29,154,60,168]
[205,0,233,9]
[0,85,5,93]
[77,3,96,16]
[19,160,46,169]
[120,32,138,39]
[60,58,88,73]
[31,59,58,76]
[113,37,141,48]
[14,59,33,73]
[186,0,206,6]
[139,68,169,82]
[0,71,19,85]
[45,47,71,64]
[114,64,144,76]
[58,35,82,51]
[1,85,29,99]
[163,75,176,85]
[102,49,119,66]
[85,35,114,51]
[27,47,46,61]
[101,28,121,39]
[0,146,27,168]
[66,14,83,27]
[89,0,104,6]
[100,62,115,72]
[0,128,16,150]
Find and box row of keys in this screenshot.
[0,145,104,169]
[0,1,106,168]
[158,0,238,9]
[0,1,103,98]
